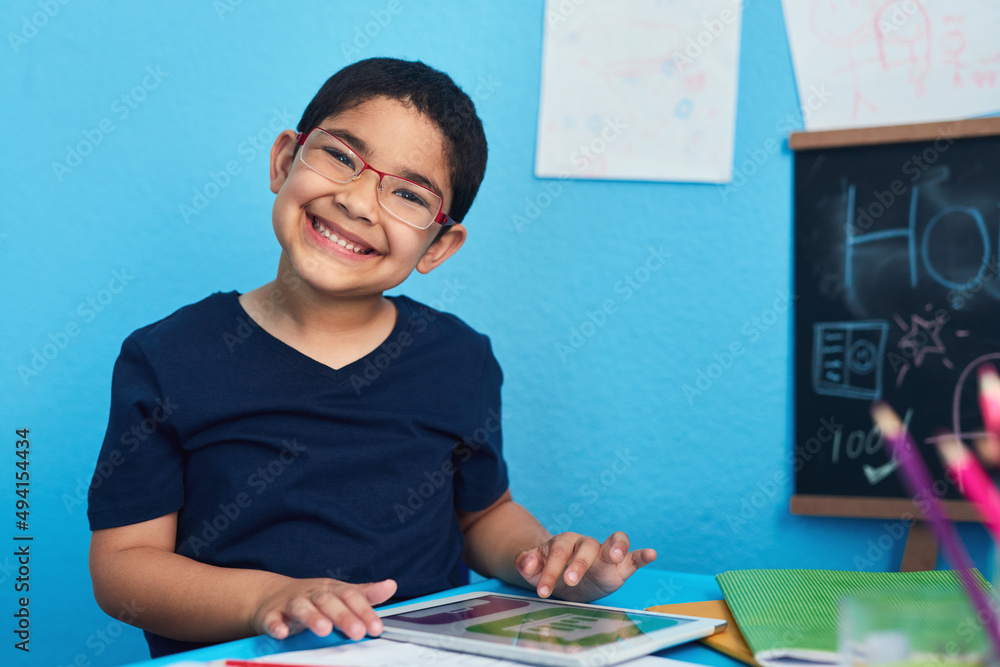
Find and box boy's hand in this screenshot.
[251,577,397,641]
[514,531,656,602]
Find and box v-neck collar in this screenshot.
[225,291,412,383]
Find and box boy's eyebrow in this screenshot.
[326,128,446,200]
[396,169,445,200]
[326,129,372,158]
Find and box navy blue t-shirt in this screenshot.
[87,291,508,657]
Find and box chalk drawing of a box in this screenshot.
[812,320,889,400]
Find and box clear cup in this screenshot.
[839,588,991,667]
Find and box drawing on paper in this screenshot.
[782,0,1000,130]
[535,0,742,183]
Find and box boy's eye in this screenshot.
[391,187,431,209]
[324,147,356,171]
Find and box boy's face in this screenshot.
[269,96,464,299]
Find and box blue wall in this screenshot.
[1,1,990,665]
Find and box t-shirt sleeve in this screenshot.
[452,338,509,512]
[87,337,185,530]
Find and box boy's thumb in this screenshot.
[364,578,397,604]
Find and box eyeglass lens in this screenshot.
[300,130,442,230]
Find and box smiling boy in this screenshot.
[88,58,656,658]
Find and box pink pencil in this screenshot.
[936,434,1000,544]
[978,364,1000,466]
[871,402,1000,658]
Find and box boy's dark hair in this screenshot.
[297,58,488,224]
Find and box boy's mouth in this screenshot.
[308,215,378,256]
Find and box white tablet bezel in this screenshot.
[377,591,726,667]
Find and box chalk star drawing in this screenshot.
[892,305,954,387]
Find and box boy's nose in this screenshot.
[335,169,381,223]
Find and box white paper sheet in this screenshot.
[781,0,1000,130]
[535,0,743,183]
[250,638,699,666]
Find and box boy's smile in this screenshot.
[307,212,381,258]
[268,96,465,299]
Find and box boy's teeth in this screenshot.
[312,218,370,254]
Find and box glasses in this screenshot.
[295,127,455,230]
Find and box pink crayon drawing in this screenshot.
[811,0,879,121]
[874,0,932,98]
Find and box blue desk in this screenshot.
[125,569,743,666]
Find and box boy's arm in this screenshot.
[458,490,656,602]
[89,512,395,643]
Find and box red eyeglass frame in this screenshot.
[295,128,456,228]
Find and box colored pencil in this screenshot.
[978,364,1000,466]
[871,402,1000,658]
[936,434,1000,544]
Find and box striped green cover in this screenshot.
[715,569,989,666]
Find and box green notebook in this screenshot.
[715,569,991,667]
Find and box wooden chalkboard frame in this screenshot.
[788,116,1000,151]
[787,116,1000,569]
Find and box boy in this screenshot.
[88,58,656,658]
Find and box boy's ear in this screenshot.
[416,224,467,274]
[269,130,300,194]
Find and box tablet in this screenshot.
[378,591,726,666]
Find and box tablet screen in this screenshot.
[381,593,692,654]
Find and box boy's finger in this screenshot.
[562,538,601,586]
[535,537,577,597]
[619,548,658,579]
[260,609,290,639]
[515,550,542,577]
[286,595,332,637]
[600,531,631,562]
[362,579,398,605]
[340,587,384,636]
[311,591,366,640]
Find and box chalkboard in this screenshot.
[789,117,1000,521]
